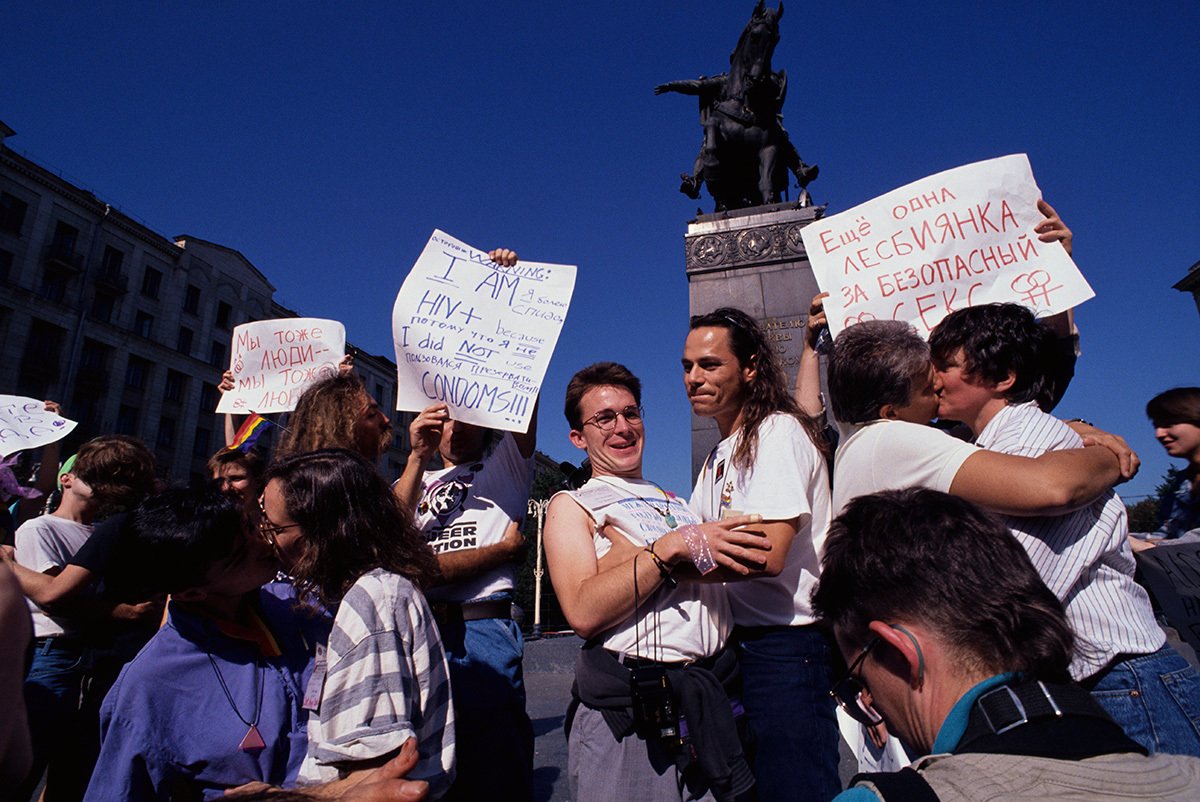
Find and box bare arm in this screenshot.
[949,446,1120,516]
[0,548,96,607]
[392,404,450,512]
[219,371,238,446]
[433,520,525,586]
[545,496,768,639]
[794,292,828,418]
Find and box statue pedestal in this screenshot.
[685,202,826,479]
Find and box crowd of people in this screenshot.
[3,221,1200,802]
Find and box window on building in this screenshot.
[216,301,232,330]
[164,369,188,403]
[125,355,150,390]
[193,426,212,459]
[116,405,139,436]
[0,193,28,235]
[49,221,78,260]
[21,318,66,369]
[37,268,68,302]
[156,417,176,449]
[135,311,154,338]
[100,246,125,277]
[140,266,162,298]
[80,338,109,372]
[177,326,194,355]
[91,291,116,322]
[0,249,12,283]
[71,393,103,429]
[199,382,218,412]
[183,284,201,315]
[209,341,226,369]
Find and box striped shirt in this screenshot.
[298,568,455,798]
[976,402,1164,680]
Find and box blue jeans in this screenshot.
[23,636,94,801]
[734,626,840,802]
[436,600,533,802]
[1090,644,1200,756]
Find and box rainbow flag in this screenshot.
[228,414,271,453]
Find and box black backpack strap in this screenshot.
[849,767,940,802]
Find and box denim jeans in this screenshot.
[733,626,840,802]
[1090,644,1200,756]
[436,599,533,802]
[22,636,93,801]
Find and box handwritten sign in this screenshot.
[216,318,346,414]
[0,396,78,457]
[801,154,1094,337]
[1135,541,1200,657]
[392,230,576,432]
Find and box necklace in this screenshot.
[208,654,266,753]
[592,476,678,528]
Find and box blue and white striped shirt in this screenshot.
[977,402,1164,680]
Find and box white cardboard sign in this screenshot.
[0,396,78,457]
[392,230,576,432]
[801,154,1094,337]
[216,318,346,413]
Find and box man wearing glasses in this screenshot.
[545,362,769,802]
[813,488,1200,801]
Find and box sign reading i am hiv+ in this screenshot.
[392,230,576,433]
[0,396,78,457]
[216,318,346,414]
[801,154,1094,338]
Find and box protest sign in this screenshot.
[801,154,1094,337]
[0,396,78,457]
[1134,541,1200,657]
[216,318,346,414]
[392,231,576,432]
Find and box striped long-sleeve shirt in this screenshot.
[977,402,1164,680]
[298,568,455,798]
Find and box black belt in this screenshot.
[430,598,511,628]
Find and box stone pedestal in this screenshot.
[686,202,826,480]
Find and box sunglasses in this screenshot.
[830,636,884,727]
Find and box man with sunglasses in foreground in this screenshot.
[813,488,1200,802]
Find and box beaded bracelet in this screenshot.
[679,524,717,575]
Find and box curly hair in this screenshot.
[265,449,437,605]
[689,307,830,469]
[72,435,158,515]
[276,373,390,460]
[812,488,1075,682]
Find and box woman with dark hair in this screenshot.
[258,449,453,798]
[1145,387,1200,541]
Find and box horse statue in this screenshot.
[656,1,819,212]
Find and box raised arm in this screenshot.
[949,445,1120,516]
[794,292,828,418]
[219,371,238,446]
[392,404,449,513]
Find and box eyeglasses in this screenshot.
[830,637,884,727]
[582,405,644,432]
[257,495,300,547]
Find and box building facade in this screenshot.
[0,121,411,483]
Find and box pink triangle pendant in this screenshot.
[238,724,266,752]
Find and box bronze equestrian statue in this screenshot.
[656,1,819,212]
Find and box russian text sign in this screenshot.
[392,230,576,432]
[0,396,78,457]
[801,154,1094,337]
[216,318,346,413]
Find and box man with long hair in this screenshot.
[682,308,838,802]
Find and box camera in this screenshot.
[630,665,682,750]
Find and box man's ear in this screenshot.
[994,371,1017,395]
[58,472,74,489]
[568,428,587,451]
[878,404,899,421]
[869,620,924,688]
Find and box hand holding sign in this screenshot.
[392,231,575,433]
[801,155,1094,338]
[0,396,78,457]
[216,318,346,414]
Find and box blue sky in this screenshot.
[4,2,1197,501]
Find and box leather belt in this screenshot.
[430,599,511,629]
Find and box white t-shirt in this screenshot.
[689,413,833,627]
[415,433,533,603]
[832,419,978,514]
[15,514,93,638]
[555,476,731,662]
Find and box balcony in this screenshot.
[44,241,84,271]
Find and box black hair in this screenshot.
[126,486,248,594]
[928,303,1056,405]
[812,488,1074,682]
[1146,387,1200,428]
